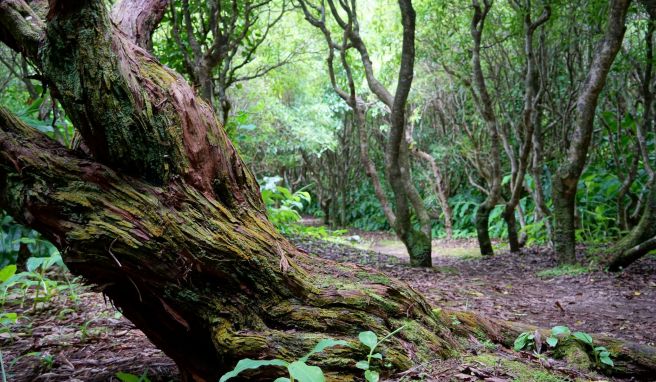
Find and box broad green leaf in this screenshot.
[572,332,593,346]
[355,360,369,370]
[600,355,614,367]
[364,370,380,382]
[300,338,349,362]
[546,336,558,347]
[0,312,18,326]
[219,359,287,382]
[370,353,383,359]
[551,326,571,337]
[0,265,17,283]
[513,332,529,351]
[359,331,378,350]
[26,257,46,272]
[274,378,291,382]
[287,361,324,382]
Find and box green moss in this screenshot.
[467,354,574,382]
[554,341,592,370]
[537,264,590,278]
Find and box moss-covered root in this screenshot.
[445,310,656,379]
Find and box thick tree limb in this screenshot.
[111,0,169,50]
[0,106,458,380]
[0,0,44,62]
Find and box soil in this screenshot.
[2,231,655,381]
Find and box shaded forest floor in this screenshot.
[1,231,655,381]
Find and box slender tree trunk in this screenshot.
[552,176,578,262]
[443,203,454,240]
[356,108,397,227]
[470,0,502,256]
[502,3,550,253]
[552,0,630,263]
[503,205,521,253]
[412,148,453,240]
[476,202,495,256]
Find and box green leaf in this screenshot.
[600,355,614,367]
[274,378,291,382]
[370,353,383,360]
[513,332,529,351]
[572,332,593,346]
[546,336,558,347]
[115,372,141,382]
[551,326,571,337]
[364,370,380,382]
[0,312,18,326]
[359,331,378,350]
[300,339,349,362]
[26,257,46,272]
[287,361,325,382]
[219,359,287,382]
[0,265,17,283]
[355,360,370,370]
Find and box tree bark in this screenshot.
[111,0,168,51]
[552,0,630,263]
[476,202,495,256]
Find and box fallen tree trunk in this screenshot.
[447,310,656,379]
[0,107,458,380]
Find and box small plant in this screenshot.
[219,338,348,382]
[515,326,614,368]
[260,176,312,232]
[545,325,571,347]
[0,312,18,338]
[569,331,613,367]
[355,326,405,382]
[0,250,74,309]
[513,331,537,352]
[116,370,151,382]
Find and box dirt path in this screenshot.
[293,233,656,346]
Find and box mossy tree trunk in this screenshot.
[0,0,455,380]
[551,0,630,264]
[475,202,495,257]
[607,12,656,271]
[608,187,656,270]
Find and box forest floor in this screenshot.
[1,230,655,381]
